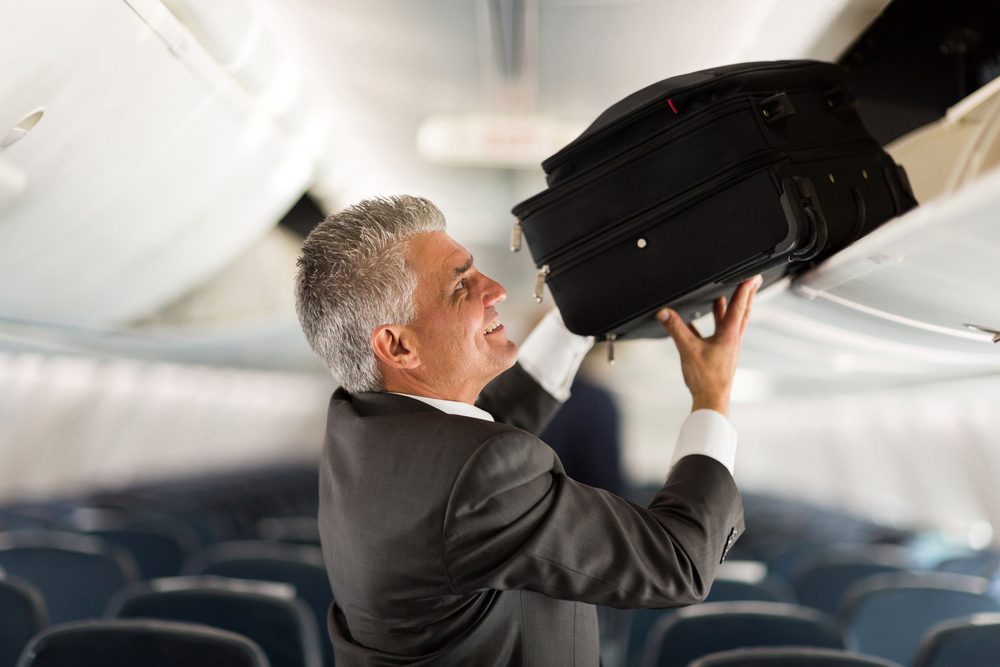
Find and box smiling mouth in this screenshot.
[484,318,502,335]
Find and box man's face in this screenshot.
[404,231,517,395]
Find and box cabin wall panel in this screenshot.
[0,352,332,503]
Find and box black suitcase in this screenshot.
[510,60,917,344]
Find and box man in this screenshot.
[295,195,760,666]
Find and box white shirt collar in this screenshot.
[389,392,495,422]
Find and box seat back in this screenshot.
[1,576,48,667]
[16,619,270,667]
[791,557,906,614]
[68,509,200,579]
[935,551,1000,578]
[254,517,321,546]
[690,646,902,666]
[643,601,844,667]
[841,573,1000,665]
[108,576,321,667]
[0,531,138,623]
[185,541,333,666]
[622,578,789,666]
[913,612,1000,667]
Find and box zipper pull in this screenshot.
[533,265,550,303]
[510,220,523,252]
[606,334,617,366]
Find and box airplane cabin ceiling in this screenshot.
[7,0,1000,399]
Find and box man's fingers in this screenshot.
[722,276,762,333]
[658,308,698,350]
[739,286,757,336]
[713,295,727,331]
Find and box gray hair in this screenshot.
[294,195,446,392]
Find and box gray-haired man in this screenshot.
[295,195,759,666]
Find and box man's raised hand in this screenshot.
[656,276,762,416]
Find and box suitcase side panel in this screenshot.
[547,171,789,336]
[519,107,770,265]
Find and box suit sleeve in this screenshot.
[475,363,562,435]
[441,430,745,608]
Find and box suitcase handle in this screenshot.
[759,92,796,123]
[793,205,828,261]
[779,176,829,261]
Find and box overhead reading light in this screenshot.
[1,108,44,151]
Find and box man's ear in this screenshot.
[371,324,419,370]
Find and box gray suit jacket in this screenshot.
[319,364,744,666]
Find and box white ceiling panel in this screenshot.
[0,0,317,327]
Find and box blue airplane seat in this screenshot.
[0,530,139,624]
[689,646,902,666]
[840,572,1000,666]
[620,575,793,667]
[108,575,321,667]
[641,601,844,667]
[912,612,1000,667]
[15,619,270,667]
[184,540,334,666]
[1,575,48,667]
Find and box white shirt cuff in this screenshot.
[517,309,594,401]
[669,409,738,477]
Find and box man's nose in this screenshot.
[483,276,507,306]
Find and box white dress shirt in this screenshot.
[393,308,738,476]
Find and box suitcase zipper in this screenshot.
[511,220,523,252]
[531,150,785,297]
[532,264,550,303]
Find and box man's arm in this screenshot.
[475,363,562,434]
[447,277,761,607]
[442,430,742,608]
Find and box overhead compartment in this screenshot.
[792,161,1000,346]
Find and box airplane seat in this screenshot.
[765,542,910,583]
[64,509,201,580]
[201,466,320,538]
[254,517,322,547]
[720,494,915,574]
[15,619,270,667]
[0,511,57,531]
[183,540,334,666]
[79,490,240,547]
[0,530,139,624]
[0,575,48,667]
[935,551,1000,578]
[107,575,321,667]
[640,601,844,667]
[839,572,1000,665]
[618,576,797,667]
[689,646,902,666]
[790,556,908,615]
[912,612,1000,667]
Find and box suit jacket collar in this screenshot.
[332,387,445,419]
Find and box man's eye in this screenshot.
[454,279,467,292]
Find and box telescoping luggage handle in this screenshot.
[778,176,829,262]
